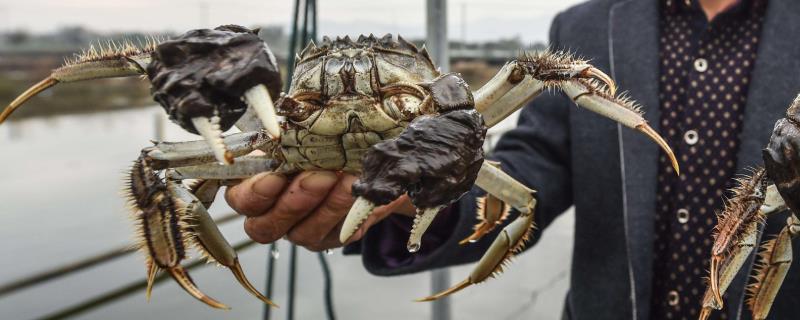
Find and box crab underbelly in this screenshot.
[278,126,406,173]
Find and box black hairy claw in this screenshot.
[352,109,486,208]
[147,25,281,134]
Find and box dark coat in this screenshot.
[354,0,800,319]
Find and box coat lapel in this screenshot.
[609,0,661,318]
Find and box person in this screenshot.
[225,0,800,319]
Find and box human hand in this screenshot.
[225,171,416,251]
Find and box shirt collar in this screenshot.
[662,0,767,17]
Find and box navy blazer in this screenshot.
[354,0,800,319]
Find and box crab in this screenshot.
[700,94,800,320]
[0,25,678,309]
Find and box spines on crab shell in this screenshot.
[712,168,768,257]
[299,33,435,67]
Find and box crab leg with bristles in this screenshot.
[475,52,678,174]
[165,171,278,307]
[0,40,156,124]
[127,154,228,309]
[419,160,537,301]
[747,214,799,320]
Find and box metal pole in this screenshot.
[425,1,452,320]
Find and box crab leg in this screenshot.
[170,156,275,180]
[0,43,154,124]
[747,214,799,320]
[459,160,535,244]
[418,210,535,302]
[419,161,537,301]
[165,172,278,307]
[699,221,760,320]
[144,131,274,170]
[473,52,678,174]
[126,154,228,309]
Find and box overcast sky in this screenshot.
[0,0,586,43]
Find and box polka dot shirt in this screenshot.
[650,0,767,319]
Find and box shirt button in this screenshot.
[684,130,699,145]
[677,208,690,224]
[694,58,708,72]
[668,290,680,306]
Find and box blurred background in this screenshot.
[0,0,583,319]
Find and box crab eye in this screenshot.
[382,93,422,120]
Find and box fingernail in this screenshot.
[299,171,338,193]
[252,173,285,198]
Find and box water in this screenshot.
[0,107,571,320]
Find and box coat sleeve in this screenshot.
[347,12,576,276]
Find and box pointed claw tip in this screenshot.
[168,267,230,310]
[415,279,472,302]
[407,242,421,253]
[0,77,59,125]
[230,260,279,308]
[636,123,680,175]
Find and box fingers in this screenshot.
[244,171,339,243]
[225,172,288,217]
[287,174,359,247]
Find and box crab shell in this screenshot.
[272,35,442,174]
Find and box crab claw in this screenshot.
[417,212,533,302]
[340,197,376,243]
[243,84,281,139]
[407,207,444,253]
[168,266,230,310]
[191,116,234,165]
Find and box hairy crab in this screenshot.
[0,25,677,309]
[700,94,800,320]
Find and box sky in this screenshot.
[0,0,586,43]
